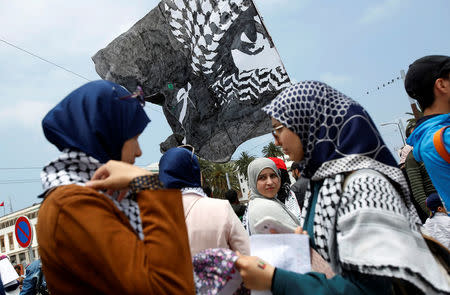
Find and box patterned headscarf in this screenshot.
[262,81,397,178]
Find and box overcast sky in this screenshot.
[1,0,449,211]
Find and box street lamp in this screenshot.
[380,121,406,146]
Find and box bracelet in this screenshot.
[129,174,163,194]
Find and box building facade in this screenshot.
[0,204,40,267]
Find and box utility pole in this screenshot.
[8,196,13,213]
[400,70,421,120]
[381,121,406,146]
[225,173,231,190]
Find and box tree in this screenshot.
[198,158,240,198]
[235,151,255,180]
[405,111,422,127]
[262,142,284,158]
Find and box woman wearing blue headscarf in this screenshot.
[36,80,195,295]
[235,81,449,294]
[159,147,250,256]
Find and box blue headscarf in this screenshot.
[263,81,397,178]
[159,147,201,189]
[42,80,150,163]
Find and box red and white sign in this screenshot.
[15,216,33,248]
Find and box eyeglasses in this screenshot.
[178,144,195,159]
[119,86,146,106]
[271,125,284,139]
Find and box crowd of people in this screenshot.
[9,54,446,294]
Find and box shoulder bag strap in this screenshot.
[184,197,202,220]
[433,126,450,163]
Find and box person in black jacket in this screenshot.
[225,189,246,220]
[289,162,309,210]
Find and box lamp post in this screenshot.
[381,120,406,146]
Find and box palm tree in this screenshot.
[405,111,422,127]
[198,158,240,198]
[262,142,284,158]
[404,111,423,138]
[235,151,255,180]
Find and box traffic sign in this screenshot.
[15,216,33,248]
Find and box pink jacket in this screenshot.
[182,193,250,256]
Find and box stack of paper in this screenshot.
[250,234,311,295]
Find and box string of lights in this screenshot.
[0,38,165,115]
[364,75,402,95]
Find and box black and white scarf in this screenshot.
[263,81,449,294]
[298,155,449,294]
[41,149,144,240]
[181,187,209,198]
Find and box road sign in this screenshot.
[15,216,33,248]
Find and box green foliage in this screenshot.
[198,158,240,198]
[234,151,255,180]
[262,142,284,158]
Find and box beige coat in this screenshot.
[182,193,250,256]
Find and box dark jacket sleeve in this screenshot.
[405,152,434,216]
[37,185,195,295]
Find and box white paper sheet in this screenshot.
[250,234,311,295]
[0,259,19,285]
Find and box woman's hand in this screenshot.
[295,226,308,235]
[235,252,275,290]
[86,160,152,199]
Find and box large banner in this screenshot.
[93,0,290,162]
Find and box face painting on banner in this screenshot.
[93,0,291,162]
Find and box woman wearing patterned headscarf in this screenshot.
[236,81,449,294]
[37,80,195,294]
[159,147,250,255]
[243,158,300,235]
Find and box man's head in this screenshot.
[405,55,450,114]
[290,162,301,180]
[203,186,212,198]
[225,190,239,204]
[426,193,447,215]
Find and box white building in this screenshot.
[237,172,250,202]
[0,204,40,266]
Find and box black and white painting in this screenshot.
[93,0,291,162]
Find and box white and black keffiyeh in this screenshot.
[262,81,450,294]
[41,149,144,240]
[284,190,301,223]
[181,187,209,198]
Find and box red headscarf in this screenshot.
[268,157,287,171]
